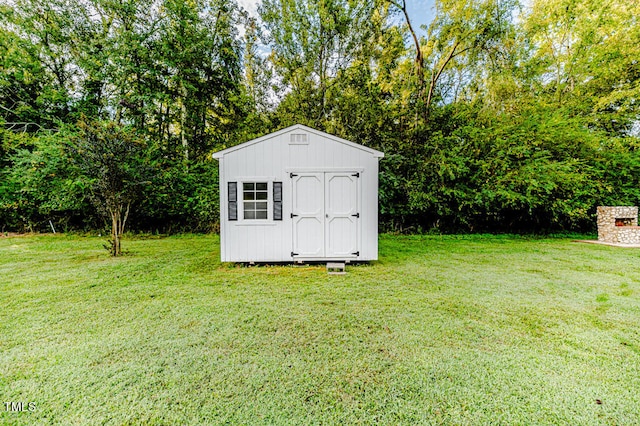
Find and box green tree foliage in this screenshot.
[0,27,64,129]
[1,0,639,235]
[389,0,517,120]
[2,0,246,158]
[0,129,90,232]
[70,120,151,255]
[524,0,640,135]
[138,161,220,234]
[1,0,243,236]
[404,105,604,231]
[260,0,383,127]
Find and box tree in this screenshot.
[260,0,382,126]
[0,25,65,130]
[1,129,89,232]
[2,0,246,160]
[2,0,640,235]
[387,0,516,120]
[70,120,150,255]
[523,0,640,135]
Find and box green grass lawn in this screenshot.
[1,233,640,425]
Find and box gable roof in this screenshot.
[212,124,384,159]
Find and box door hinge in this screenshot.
[351,213,360,218]
[352,172,360,178]
[291,251,299,257]
[290,172,298,178]
[351,251,360,256]
[291,213,299,218]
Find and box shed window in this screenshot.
[243,182,268,219]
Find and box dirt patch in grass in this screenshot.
[0,232,34,238]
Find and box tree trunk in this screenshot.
[392,0,426,118]
[108,203,129,256]
[180,83,189,164]
[426,42,460,114]
[110,209,120,256]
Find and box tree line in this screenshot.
[1,0,639,238]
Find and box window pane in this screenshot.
[241,182,270,220]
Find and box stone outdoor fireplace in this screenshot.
[597,206,640,244]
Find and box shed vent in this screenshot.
[289,133,308,144]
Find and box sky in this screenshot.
[237,0,436,37]
[401,0,435,35]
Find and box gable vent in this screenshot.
[289,133,308,144]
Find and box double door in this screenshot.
[291,172,360,259]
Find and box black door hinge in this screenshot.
[290,172,298,178]
[291,213,298,218]
[351,213,360,218]
[351,251,360,256]
[352,172,360,178]
[291,251,299,257]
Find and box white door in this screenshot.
[325,173,359,257]
[292,172,359,259]
[291,173,325,257]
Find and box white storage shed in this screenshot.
[212,124,384,263]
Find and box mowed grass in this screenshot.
[1,234,640,425]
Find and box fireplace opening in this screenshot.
[615,218,634,226]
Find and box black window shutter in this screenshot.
[228,182,237,221]
[273,182,283,221]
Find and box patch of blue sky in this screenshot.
[238,0,435,35]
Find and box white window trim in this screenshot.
[235,176,276,223]
[242,182,269,220]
